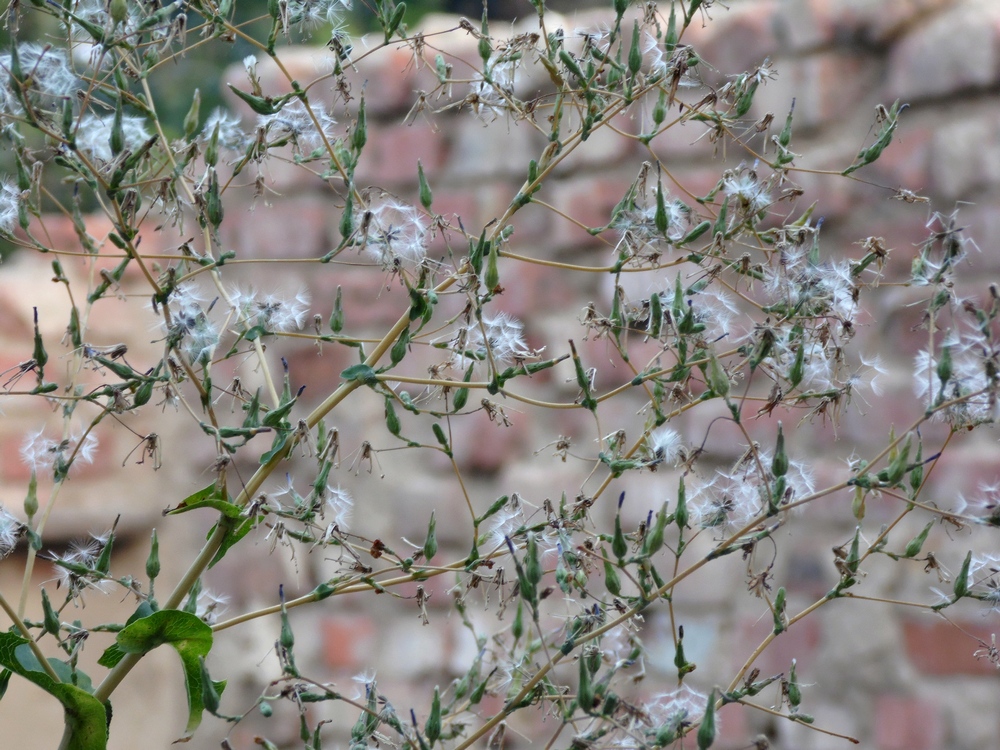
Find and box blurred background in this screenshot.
[2,1,1000,748]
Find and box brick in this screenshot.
[547,173,637,250]
[356,119,450,188]
[902,617,1000,675]
[775,0,957,49]
[886,0,1000,103]
[754,51,882,134]
[443,115,549,181]
[929,108,1000,200]
[695,0,781,85]
[874,693,945,750]
[321,612,380,670]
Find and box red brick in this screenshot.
[902,617,1000,675]
[695,0,780,86]
[547,173,637,250]
[357,119,450,188]
[886,3,1000,103]
[874,693,945,750]
[321,612,380,670]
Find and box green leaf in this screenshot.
[209,517,258,568]
[340,363,378,386]
[166,496,242,518]
[164,483,240,518]
[0,632,108,750]
[114,610,219,740]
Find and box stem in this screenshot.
[94,270,462,703]
[0,589,61,683]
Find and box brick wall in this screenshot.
[2,1,1000,748]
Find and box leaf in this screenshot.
[0,632,108,750]
[114,610,220,740]
[166,496,242,519]
[341,363,378,386]
[209,516,258,568]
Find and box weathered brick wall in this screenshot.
[2,1,1000,748]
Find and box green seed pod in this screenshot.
[655,179,668,234]
[675,476,688,530]
[484,245,499,291]
[787,660,801,708]
[340,192,354,240]
[648,291,662,338]
[772,423,788,477]
[936,346,953,388]
[352,97,367,153]
[205,168,224,229]
[384,2,406,42]
[772,586,786,634]
[183,89,201,140]
[329,286,344,332]
[41,589,60,637]
[778,98,795,148]
[423,511,437,561]
[23,471,37,519]
[417,160,433,209]
[652,88,667,127]
[384,397,401,436]
[884,433,912,486]
[628,20,642,77]
[432,423,449,452]
[109,98,125,157]
[132,379,154,407]
[259,700,273,717]
[109,0,128,27]
[953,550,972,599]
[512,600,524,642]
[664,5,678,54]
[909,443,924,494]
[612,513,628,561]
[478,9,491,66]
[707,349,730,398]
[146,529,160,582]
[643,501,668,557]
[603,554,621,597]
[680,220,711,245]
[788,340,806,388]
[903,521,934,559]
[390,327,410,366]
[425,686,441,744]
[525,532,542,585]
[697,688,716,750]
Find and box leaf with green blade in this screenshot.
[114,610,220,740]
[0,632,108,750]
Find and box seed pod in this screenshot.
[697,688,716,749]
[146,529,160,582]
[423,512,437,561]
[903,521,933,559]
[603,554,621,597]
[425,686,441,744]
[525,532,542,585]
[628,20,642,77]
[417,160,433,209]
[183,89,201,140]
[643,501,668,557]
[772,423,788,477]
[675,476,688,530]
